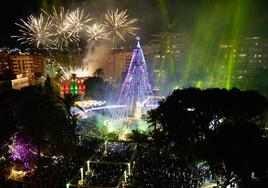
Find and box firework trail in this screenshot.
[86,22,109,52]
[104,9,139,43]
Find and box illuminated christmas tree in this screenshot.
[116,37,153,118]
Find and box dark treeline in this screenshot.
[2,82,268,187]
[0,76,98,188]
[136,87,268,188]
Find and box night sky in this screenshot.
[1,0,268,47]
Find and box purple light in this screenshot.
[116,38,153,118]
[11,132,37,165]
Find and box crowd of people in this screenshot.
[92,142,136,163]
[85,163,125,187]
[30,156,83,188]
[74,141,137,187]
[132,144,213,188]
[70,141,222,188]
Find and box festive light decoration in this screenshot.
[8,168,28,181]
[10,132,37,170]
[75,100,106,109]
[61,76,86,96]
[116,37,153,118]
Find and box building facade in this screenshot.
[11,74,30,90]
[10,53,34,81]
[148,32,192,93]
[32,54,45,77]
[0,49,12,76]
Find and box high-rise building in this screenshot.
[243,36,268,69]
[32,54,45,77]
[241,36,268,92]
[0,49,11,76]
[10,53,34,81]
[89,47,132,85]
[148,32,192,92]
[106,48,131,80]
[216,36,268,91]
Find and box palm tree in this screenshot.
[60,93,81,121]
[94,68,104,78]
[59,93,83,144]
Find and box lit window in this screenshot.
[239,54,246,57]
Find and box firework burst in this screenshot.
[66,8,92,37]
[86,23,109,49]
[44,6,79,49]
[12,13,54,48]
[104,9,139,43]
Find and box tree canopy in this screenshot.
[145,87,268,187]
[84,76,112,100]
